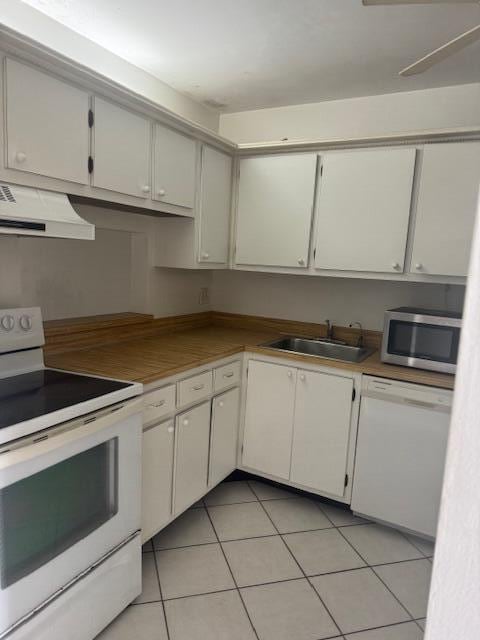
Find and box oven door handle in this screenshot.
[0,398,142,476]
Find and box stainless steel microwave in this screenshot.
[381,307,461,374]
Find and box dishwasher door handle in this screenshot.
[402,398,439,410]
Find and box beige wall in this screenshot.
[211,271,465,331]
[220,83,480,144]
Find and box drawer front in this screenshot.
[214,360,241,392]
[177,371,213,408]
[143,385,176,425]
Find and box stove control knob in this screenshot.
[1,315,15,331]
[19,314,32,331]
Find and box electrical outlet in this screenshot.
[198,287,210,305]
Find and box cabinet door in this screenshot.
[209,387,240,487]
[92,97,151,198]
[235,154,317,268]
[198,146,232,264]
[242,361,296,479]
[290,370,353,498]
[153,124,197,209]
[314,148,416,273]
[5,58,89,184]
[142,419,175,542]
[173,401,211,515]
[411,142,480,277]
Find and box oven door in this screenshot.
[0,398,142,635]
[382,314,460,374]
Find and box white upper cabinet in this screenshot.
[314,148,416,273]
[5,58,89,184]
[198,146,232,264]
[153,124,197,209]
[92,97,151,198]
[242,360,297,479]
[290,370,353,499]
[235,154,317,268]
[411,142,480,277]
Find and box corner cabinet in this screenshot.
[241,358,358,501]
[235,154,318,268]
[314,148,416,274]
[4,58,89,184]
[410,142,480,277]
[153,145,233,269]
[92,97,151,198]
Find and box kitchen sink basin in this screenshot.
[262,336,375,364]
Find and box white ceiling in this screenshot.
[20,0,480,112]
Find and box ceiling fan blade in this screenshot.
[399,23,480,75]
[363,1,478,5]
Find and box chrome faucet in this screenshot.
[316,319,346,345]
[349,321,364,348]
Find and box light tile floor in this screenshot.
[97,479,433,640]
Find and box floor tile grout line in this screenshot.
[152,546,172,640]
[255,494,344,639]
[335,526,418,626]
[203,501,261,640]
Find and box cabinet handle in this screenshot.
[141,185,151,194]
[148,399,165,408]
[218,400,224,408]
[201,252,210,260]
[191,384,205,391]
[183,418,189,426]
[223,372,234,378]
[15,152,27,163]
[298,258,305,266]
[300,373,306,381]
[287,371,293,378]
[167,426,174,433]
[392,262,401,271]
[415,263,423,271]
[157,188,166,197]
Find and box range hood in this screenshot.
[0,183,95,240]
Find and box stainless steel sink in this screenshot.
[262,336,375,364]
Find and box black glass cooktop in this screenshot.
[0,369,131,430]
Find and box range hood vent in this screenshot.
[0,184,95,240]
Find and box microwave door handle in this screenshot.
[0,399,142,477]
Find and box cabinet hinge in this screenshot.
[313,248,316,260]
[88,156,94,174]
[352,387,356,402]
[320,165,323,176]
[344,473,349,488]
[88,109,94,128]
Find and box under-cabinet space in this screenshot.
[242,360,297,479]
[314,148,416,273]
[290,369,354,498]
[209,387,241,487]
[173,401,211,515]
[142,419,175,542]
[4,58,90,185]
[235,154,317,268]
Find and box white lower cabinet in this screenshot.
[209,387,240,487]
[290,370,353,498]
[173,401,211,515]
[242,359,356,499]
[141,419,175,542]
[242,360,297,479]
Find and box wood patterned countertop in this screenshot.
[44,313,455,390]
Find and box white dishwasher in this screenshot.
[351,376,452,538]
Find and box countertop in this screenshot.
[45,324,455,390]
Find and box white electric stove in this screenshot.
[0,307,143,640]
